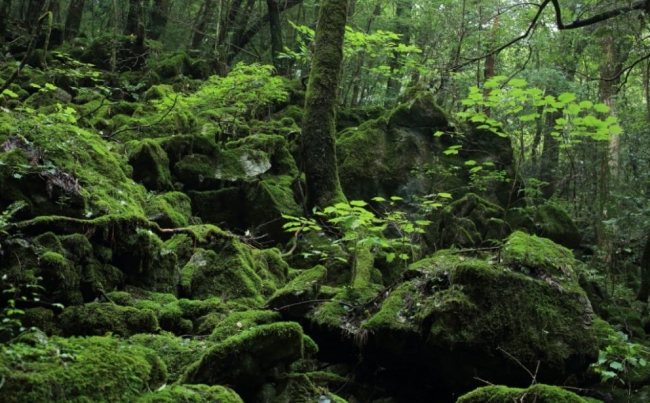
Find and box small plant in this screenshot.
[0,275,49,341]
[591,331,649,385]
[282,197,433,271]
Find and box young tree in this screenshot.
[302,0,349,210]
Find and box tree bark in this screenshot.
[267,0,284,74]
[302,0,348,210]
[0,0,12,43]
[191,0,216,49]
[385,0,411,105]
[637,233,650,301]
[147,0,170,41]
[64,0,85,41]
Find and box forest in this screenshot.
[3,0,650,402]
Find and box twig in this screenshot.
[473,375,494,385]
[497,346,537,384]
[106,94,180,138]
[267,298,331,311]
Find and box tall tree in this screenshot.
[302,0,349,210]
[147,0,170,41]
[267,0,284,74]
[191,0,216,49]
[64,0,85,41]
[0,0,12,43]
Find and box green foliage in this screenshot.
[189,63,288,144]
[283,197,431,267]
[457,76,621,144]
[0,275,61,342]
[591,331,649,385]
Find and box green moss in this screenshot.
[507,204,582,249]
[59,302,159,337]
[457,384,593,402]
[206,310,281,341]
[145,191,192,228]
[127,139,174,191]
[130,331,210,383]
[106,291,136,306]
[0,335,166,402]
[22,308,59,335]
[188,240,264,303]
[267,265,328,314]
[182,322,305,386]
[136,384,244,403]
[502,231,578,283]
[433,193,509,248]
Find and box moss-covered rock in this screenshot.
[0,335,166,402]
[456,384,595,403]
[360,233,598,392]
[206,309,281,341]
[430,193,510,248]
[145,191,192,228]
[59,302,159,337]
[136,384,244,403]
[127,139,174,191]
[508,204,582,249]
[130,331,211,383]
[182,322,306,398]
[267,265,328,316]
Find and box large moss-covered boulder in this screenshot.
[431,192,510,248]
[127,139,174,191]
[0,334,167,402]
[267,265,328,316]
[136,384,244,403]
[145,191,192,228]
[359,231,597,393]
[182,322,306,400]
[457,384,595,403]
[182,237,264,303]
[507,204,582,249]
[337,91,520,206]
[60,302,159,337]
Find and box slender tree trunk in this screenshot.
[385,0,411,105]
[637,234,650,301]
[191,0,216,49]
[267,0,284,73]
[539,110,561,198]
[64,0,85,41]
[147,0,170,41]
[302,0,348,210]
[0,0,12,43]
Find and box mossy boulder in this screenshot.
[267,265,328,317]
[359,232,598,392]
[0,335,167,402]
[59,302,159,337]
[184,239,264,303]
[508,204,582,249]
[127,139,174,191]
[130,332,211,383]
[136,384,244,403]
[431,192,510,248]
[182,322,306,400]
[145,191,192,228]
[457,384,595,403]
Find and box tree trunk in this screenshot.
[637,233,650,301]
[0,0,12,43]
[64,0,85,41]
[302,0,348,210]
[124,0,145,45]
[147,0,170,41]
[267,0,284,74]
[191,0,216,49]
[385,0,411,105]
[539,110,561,199]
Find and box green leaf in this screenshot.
[44,83,58,90]
[350,200,368,207]
[594,103,611,113]
[1,89,18,98]
[372,197,386,202]
[438,192,453,199]
[557,92,577,103]
[609,361,624,371]
[507,78,527,87]
[464,160,477,166]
